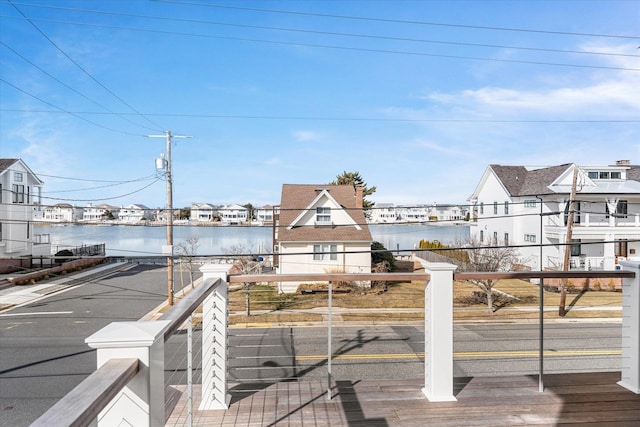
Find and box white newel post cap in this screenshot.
[200,263,234,281]
[85,321,170,349]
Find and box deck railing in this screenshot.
[31,261,640,426]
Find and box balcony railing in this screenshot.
[32,262,640,426]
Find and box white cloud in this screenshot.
[292,130,321,142]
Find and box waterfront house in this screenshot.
[191,203,218,222]
[219,204,249,225]
[0,158,48,271]
[82,203,119,222]
[274,184,372,293]
[368,202,399,223]
[40,203,84,223]
[118,204,153,224]
[468,160,640,272]
[254,205,274,225]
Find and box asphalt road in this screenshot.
[223,323,621,384]
[0,264,171,427]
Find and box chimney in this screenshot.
[616,160,631,166]
[355,186,363,209]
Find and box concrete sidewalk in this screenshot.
[0,262,130,312]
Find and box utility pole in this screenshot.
[148,130,192,306]
[559,164,579,317]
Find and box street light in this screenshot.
[148,130,191,306]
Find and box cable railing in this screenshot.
[30,261,640,426]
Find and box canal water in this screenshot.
[35,223,469,257]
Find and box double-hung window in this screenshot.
[12,184,25,203]
[316,207,331,224]
[313,244,337,261]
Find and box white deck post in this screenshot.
[619,260,640,393]
[85,320,170,427]
[420,261,457,402]
[199,263,234,410]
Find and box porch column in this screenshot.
[86,320,170,427]
[619,260,640,393]
[420,261,457,402]
[199,264,234,410]
[604,233,616,270]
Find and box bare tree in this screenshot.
[454,236,522,314]
[223,243,263,316]
[175,237,200,289]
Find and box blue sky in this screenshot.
[1,0,639,209]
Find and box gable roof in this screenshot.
[490,164,570,197]
[0,158,19,173]
[0,158,44,185]
[277,184,372,243]
[486,163,640,198]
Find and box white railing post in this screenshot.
[199,263,234,410]
[85,320,171,426]
[420,261,457,402]
[619,260,640,394]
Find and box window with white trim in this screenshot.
[14,172,23,182]
[524,234,536,242]
[12,184,25,203]
[313,244,337,261]
[316,207,331,223]
[524,200,537,208]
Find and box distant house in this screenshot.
[254,205,274,225]
[41,203,83,223]
[468,160,640,272]
[274,184,372,293]
[219,204,248,225]
[191,203,218,222]
[82,203,119,222]
[0,158,47,271]
[368,203,399,223]
[118,204,153,224]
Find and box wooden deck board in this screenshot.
[165,372,640,426]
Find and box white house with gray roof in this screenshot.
[0,158,46,269]
[468,160,640,272]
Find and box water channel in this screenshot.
[35,223,470,257]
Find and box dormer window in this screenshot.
[588,171,622,180]
[316,207,331,224]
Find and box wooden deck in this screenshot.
[165,372,640,426]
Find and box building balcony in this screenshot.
[32,264,640,426]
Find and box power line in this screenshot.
[2,108,638,123]
[35,172,158,184]
[152,0,640,40]
[7,0,166,132]
[2,3,637,58]
[0,41,162,133]
[2,14,638,71]
[0,78,148,136]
